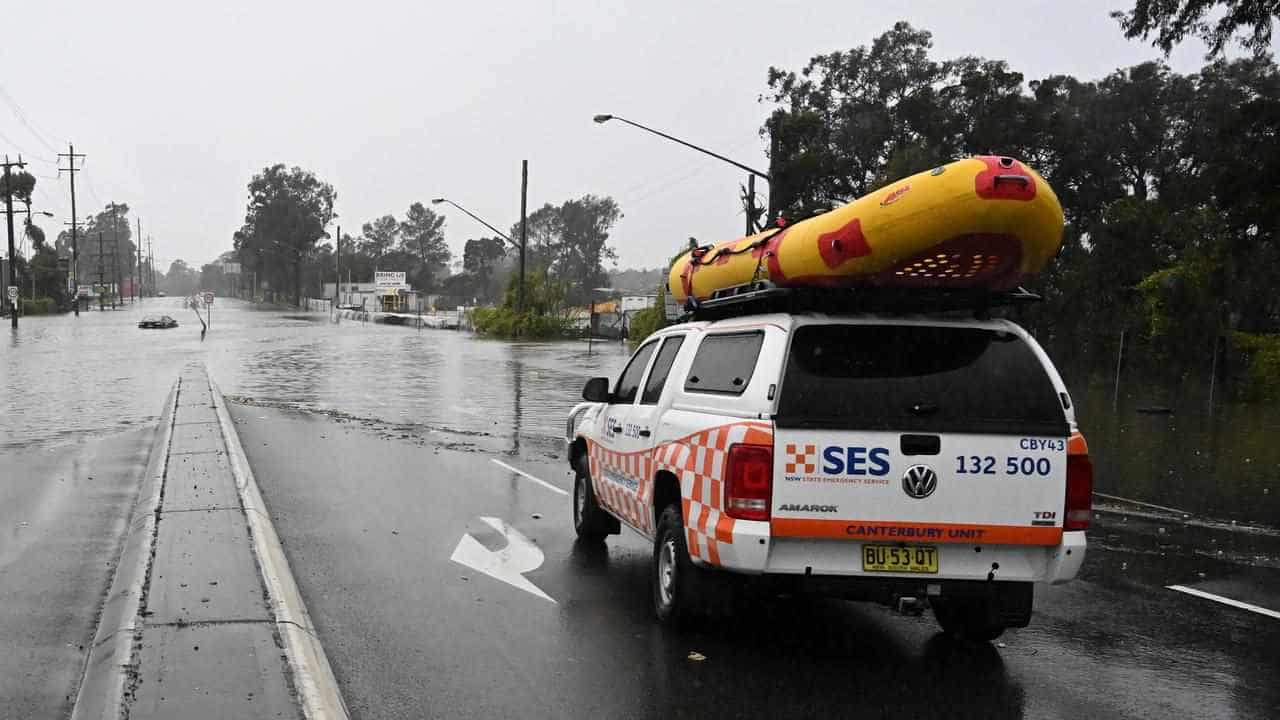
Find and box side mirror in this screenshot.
[582,377,612,403]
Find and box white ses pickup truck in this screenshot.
[566,312,1092,641]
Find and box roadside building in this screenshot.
[582,293,656,338]
[322,278,420,313]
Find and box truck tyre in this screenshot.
[931,598,1006,642]
[653,503,707,625]
[573,456,620,541]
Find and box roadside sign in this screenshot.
[6,286,17,303]
[202,291,215,304]
[374,271,407,288]
[621,295,656,313]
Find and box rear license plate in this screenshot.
[861,544,939,574]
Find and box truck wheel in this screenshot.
[653,504,707,625]
[932,599,1006,642]
[573,456,619,541]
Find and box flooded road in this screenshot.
[0,298,630,456]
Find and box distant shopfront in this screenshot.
[323,271,419,313]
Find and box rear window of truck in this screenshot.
[776,324,1068,436]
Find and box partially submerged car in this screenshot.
[138,315,179,329]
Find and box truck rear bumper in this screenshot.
[763,576,1034,626]
[705,530,1086,584]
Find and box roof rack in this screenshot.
[681,281,1041,321]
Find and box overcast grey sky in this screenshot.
[0,0,1246,272]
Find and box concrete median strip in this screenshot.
[71,363,349,720]
[210,374,349,719]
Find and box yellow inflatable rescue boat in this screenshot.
[668,156,1064,305]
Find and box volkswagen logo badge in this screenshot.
[902,465,938,499]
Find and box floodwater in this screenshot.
[0,298,630,459]
[1,298,1276,526]
[1067,371,1280,526]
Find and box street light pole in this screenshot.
[430,196,525,311]
[593,113,770,234]
[519,160,528,313]
[2,155,25,329]
[430,199,514,245]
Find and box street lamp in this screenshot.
[430,198,515,245]
[593,113,770,234]
[432,196,526,311]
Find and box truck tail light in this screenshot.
[725,443,773,521]
[1064,454,1093,531]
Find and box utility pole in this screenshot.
[113,228,122,310]
[147,237,154,295]
[745,174,757,235]
[334,224,340,307]
[96,232,106,311]
[519,159,528,313]
[58,144,85,316]
[108,203,121,309]
[136,218,142,301]
[2,155,25,329]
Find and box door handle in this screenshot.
[638,429,651,438]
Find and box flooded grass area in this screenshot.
[1066,370,1280,527]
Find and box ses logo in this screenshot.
[784,443,891,484]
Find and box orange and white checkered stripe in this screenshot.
[588,420,772,567]
[589,445,655,534]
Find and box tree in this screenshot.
[762,22,1280,395]
[162,259,200,296]
[1113,0,1280,56]
[463,237,507,277]
[399,202,450,292]
[556,195,620,303]
[513,204,564,270]
[763,23,1029,219]
[462,236,509,301]
[24,217,46,249]
[360,214,399,266]
[505,195,621,304]
[234,164,336,306]
[0,169,35,204]
[56,203,138,293]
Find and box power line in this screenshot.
[80,173,103,208]
[0,85,61,155]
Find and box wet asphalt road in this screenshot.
[232,403,1280,720]
[2,299,1279,718]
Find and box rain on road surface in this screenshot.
[2,299,1277,719]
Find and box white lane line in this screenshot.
[1093,491,1191,516]
[490,458,570,496]
[1167,585,1280,620]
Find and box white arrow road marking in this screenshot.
[450,516,555,603]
